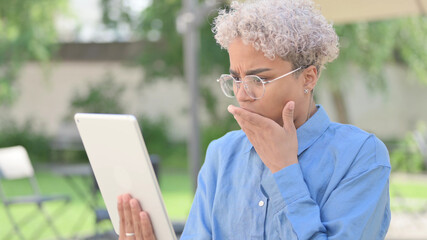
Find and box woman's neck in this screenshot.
[294,100,317,129]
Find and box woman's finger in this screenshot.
[130,198,144,240]
[117,195,126,240]
[281,101,296,131]
[140,211,156,240]
[233,114,256,136]
[123,194,136,239]
[228,105,267,127]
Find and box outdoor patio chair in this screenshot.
[0,145,71,240]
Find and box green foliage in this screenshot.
[137,116,173,155]
[69,74,125,115]
[137,113,239,169]
[322,17,427,123]
[0,120,52,163]
[67,72,189,168]
[67,72,189,167]
[136,0,185,78]
[201,114,239,156]
[200,85,221,121]
[138,0,183,76]
[137,116,188,169]
[328,22,396,90]
[136,0,230,78]
[0,0,66,105]
[394,17,427,84]
[100,0,135,29]
[198,4,230,76]
[100,0,229,79]
[325,17,427,91]
[390,122,426,173]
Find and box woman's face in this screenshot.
[228,38,316,127]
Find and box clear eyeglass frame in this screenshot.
[216,67,302,100]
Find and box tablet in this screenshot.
[74,113,176,240]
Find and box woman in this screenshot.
[118,0,391,239]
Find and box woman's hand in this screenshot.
[228,101,298,173]
[117,194,156,240]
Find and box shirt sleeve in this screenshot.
[269,136,391,239]
[180,141,218,239]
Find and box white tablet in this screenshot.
[74,113,176,240]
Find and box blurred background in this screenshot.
[0,0,427,239]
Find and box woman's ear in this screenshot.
[302,66,318,91]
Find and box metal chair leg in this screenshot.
[3,205,26,240]
[38,204,65,240]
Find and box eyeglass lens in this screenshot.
[219,75,235,98]
[219,75,265,99]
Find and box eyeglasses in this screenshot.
[216,67,302,100]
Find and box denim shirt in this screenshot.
[181,105,391,240]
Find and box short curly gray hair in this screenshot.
[212,0,339,72]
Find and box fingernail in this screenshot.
[227,105,234,114]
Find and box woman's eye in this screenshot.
[254,76,267,82]
[257,74,269,79]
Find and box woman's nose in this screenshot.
[235,82,254,102]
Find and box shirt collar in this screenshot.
[296,104,330,155]
[242,104,330,155]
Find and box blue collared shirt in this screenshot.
[181,105,391,239]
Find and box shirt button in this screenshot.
[258,200,265,207]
